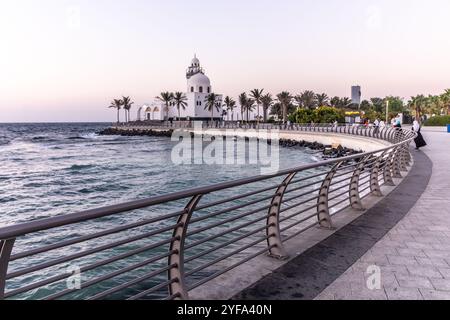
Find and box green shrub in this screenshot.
[424,115,450,126]
[289,106,344,124]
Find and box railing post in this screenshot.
[317,162,343,229]
[168,195,203,300]
[349,156,371,210]
[0,238,15,300]
[399,143,409,171]
[392,147,403,178]
[383,148,396,186]
[266,173,297,260]
[370,152,385,197]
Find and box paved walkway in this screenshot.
[316,129,450,300]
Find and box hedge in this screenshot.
[423,115,450,126]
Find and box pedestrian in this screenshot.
[412,120,427,150]
[374,118,380,134]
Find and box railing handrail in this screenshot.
[0,126,415,240]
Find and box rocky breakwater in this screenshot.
[99,127,362,160]
[98,127,173,137]
[279,139,361,160]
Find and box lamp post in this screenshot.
[386,100,389,123]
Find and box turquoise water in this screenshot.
[0,123,321,299]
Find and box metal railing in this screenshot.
[0,125,415,300]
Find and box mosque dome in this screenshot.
[187,72,211,93]
[188,72,210,87]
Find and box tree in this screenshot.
[315,93,329,107]
[238,92,248,122]
[440,89,450,115]
[314,106,344,123]
[370,98,384,113]
[250,89,264,124]
[204,93,221,122]
[243,98,255,122]
[408,95,427,122]
[276,91,293,122]
[425,95,442,116]
[295,90,317,109]
[289,106,344,124]
[384,96,405,113]
[341,97,353,109]
[122,96,134,122]
[223,96,236,121]
[157,92,174,121]
[109,99,123,123]
[360,100,371,111]
[173,92,188,119]
[260,93,273,123]
[270,102,282,120]
[330,96,341,108]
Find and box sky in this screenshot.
[0,0,449,122]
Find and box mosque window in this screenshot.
[191,87,194,92]
[199,86,203,93]
[207,87,210,93]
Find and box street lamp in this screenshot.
[386,100,389,123]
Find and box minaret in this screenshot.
[186,54,204,79]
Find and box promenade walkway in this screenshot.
[235,128,449,300]
[316,128,450,300]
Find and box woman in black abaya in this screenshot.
[412,120,427,150]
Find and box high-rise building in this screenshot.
[351,85,361,106]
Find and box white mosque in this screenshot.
[142,55,223,121]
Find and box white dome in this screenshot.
[188,72,211,88]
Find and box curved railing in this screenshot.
[0,125,415,300]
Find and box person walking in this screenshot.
[412,120,427,150]
[373,118,380,135]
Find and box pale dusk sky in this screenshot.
[0,0,449,122]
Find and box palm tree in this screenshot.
[440,89,450,115]
[295,90,317,109]
[250,89,264,124]
[316,93,329,107]
[238,93,248,123]
[223,96,236,121]
[245,98,255,122]
[330,96,341,108]
[122,96,134,122]
[173,92,188,120]
[260,93,273,123]
[276,91,293,122]
[341,97,353,108]
[157,92,174,121]
[109,99,123,123]
[408,95,427,122]
[427,95,442,116]
[204,93,221,122]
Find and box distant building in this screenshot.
[143,55,223,121]
[351,85,361,106]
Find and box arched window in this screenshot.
[191,87,194,92]
[199,86,203,93]
[207,87,210,93]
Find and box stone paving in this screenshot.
[316,129,450,300]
